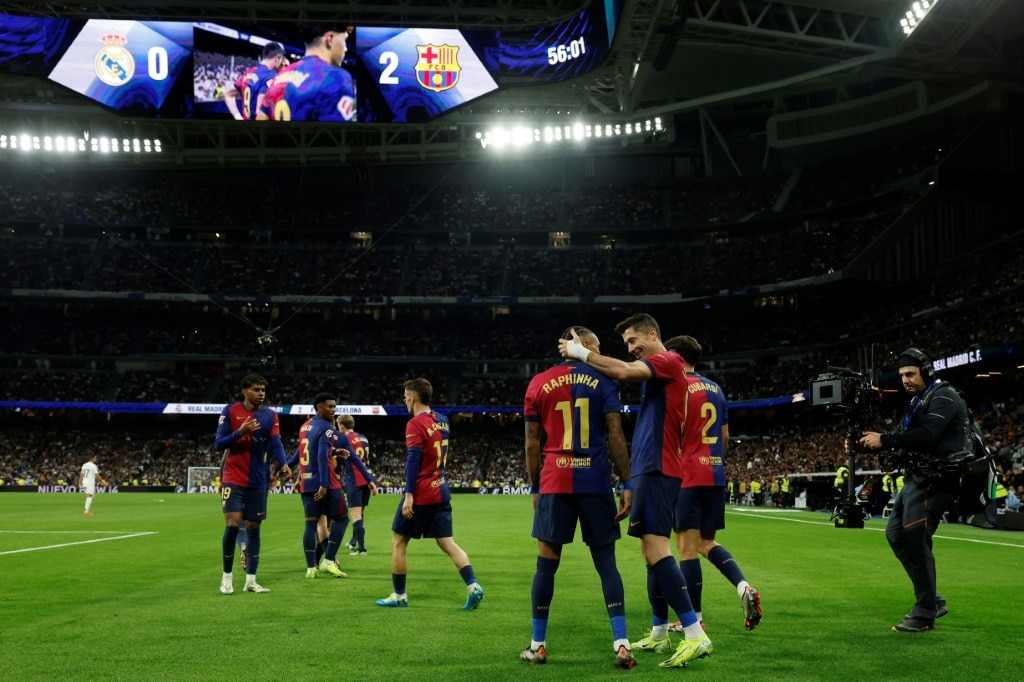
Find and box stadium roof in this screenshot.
[0,0,1021,167]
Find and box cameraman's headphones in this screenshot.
[899,347,936,383]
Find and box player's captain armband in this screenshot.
[337,95,356,121]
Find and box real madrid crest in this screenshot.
[94,32,135,87]
[415,44,461,93]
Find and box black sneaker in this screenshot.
[893,616,936,633]
[936,600,948,618]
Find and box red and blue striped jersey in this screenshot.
[524,361,621,494]
[631,350,688,480]
[215,402,286,488]
[234,63,277,120]
[259,55,356,122]
[295,416,344,492]
[681,372,729,488]
[344,431,374,488]
[404,410,451,505]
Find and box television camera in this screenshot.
[809,367,882,528]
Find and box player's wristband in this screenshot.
[564,340,591,363]
[622,480,633,491]
[529,485,539,494]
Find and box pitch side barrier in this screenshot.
[0,485,174,493]
[0,394,803,415]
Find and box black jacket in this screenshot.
[881,381,971,478]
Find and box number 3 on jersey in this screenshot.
[554,398,590,450]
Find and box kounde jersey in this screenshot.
[680,372,728,488]
[404,410,451,505]
[524,361,621,494]
[259,55,356,122]
[631,350,688,480]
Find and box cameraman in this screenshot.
[858,348,971,633]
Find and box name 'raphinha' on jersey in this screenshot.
[541,372,601,394]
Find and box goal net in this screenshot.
[187,466,220,493]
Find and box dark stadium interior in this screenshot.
[0,0,1022,507]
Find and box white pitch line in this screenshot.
[0,532,156,555]
[730,510,1024,549]
[0,530,149,534]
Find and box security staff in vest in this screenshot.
[858,348,970,633]
[834,465,849,491]
[779,476,791,508]
[881,472,895,501]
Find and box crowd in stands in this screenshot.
[0,150,929,298]
[1,120,1020,504]
[1,219,1021,406]
[193,52,251,103]
[0,201,907,297]
[3,398,1022,508]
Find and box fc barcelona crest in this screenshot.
[94,32,135,87]
[415,44,461,93]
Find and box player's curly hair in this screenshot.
[312,392,335,408]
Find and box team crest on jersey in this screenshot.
[415,44,460,93]
[94,32,135,87]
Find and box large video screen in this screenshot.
[499,0,624,83]
[0,1,622,122]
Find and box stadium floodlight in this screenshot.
[900,0,937,36]
[0,130,163,156]
[476,116,666,152]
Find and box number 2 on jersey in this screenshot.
[700,402,719,445]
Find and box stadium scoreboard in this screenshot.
[0,0,622,122]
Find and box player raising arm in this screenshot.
[559,313,712,669]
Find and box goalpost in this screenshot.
[187,466,220,493]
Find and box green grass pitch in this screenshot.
[1,493,1020,680]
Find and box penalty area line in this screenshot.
[0,532,157,556]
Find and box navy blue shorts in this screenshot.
[627,472,680,539]
[346,486,371,509]
[300,488,346,520]
[532,493,621,547]
[391,500,454,539]
[221,484,268,522]
[675,486,726,531]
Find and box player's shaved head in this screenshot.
[561,326,596,342]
